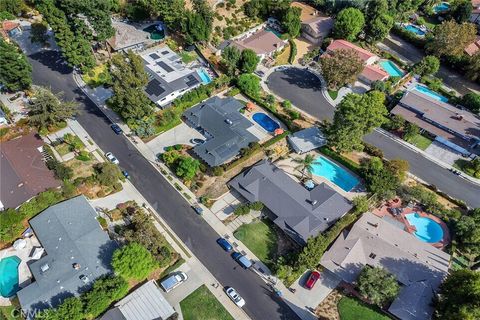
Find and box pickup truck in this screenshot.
[160,272,188,292]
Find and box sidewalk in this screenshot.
[74,70,317,320]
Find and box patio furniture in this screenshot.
[13,239,27,250]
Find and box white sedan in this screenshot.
[225,287,245,308]
[105,152,119,165]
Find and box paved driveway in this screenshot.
[266,68,334,121]
[290,270,340,311]
[146,122,205,155]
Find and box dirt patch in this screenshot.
[292,1,328,22]
[316,289,342,320]
[65,157,98,180]
[293,37,317,64]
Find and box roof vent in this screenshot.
[73,263,81,270]
[454,113,463,120]
[311,200,318,206]
[323,217,329,221]
[40,263,49,273]
[225,119,233,125]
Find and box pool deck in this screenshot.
[274,151,366,201]
[0,236,39,306]
[372,198,450,249]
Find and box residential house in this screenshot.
[142,46,203,108]
[301,16,334,44]
[287,126,326,154]
[464,35,480,56]
[0,133,61,210]
[391,89,480,156]
[17,196,118,317]
[325,40,389,84]
[100,280,176,320]
[106,20,151,52]
[1,21,22,38]
[183,97,259,167]
[470,0,480,25]
[321,212,450,320]
[225,29,286,60]
[229,160,352,244]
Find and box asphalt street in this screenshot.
[267,68,480,208]
[28,50,300,320]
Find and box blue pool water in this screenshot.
[433,2,450,13]
[266,27,282,38]
[252,113,280,132]
[0,256,21,298]
[197,68,212,84]
[404,24,426,36]
[311,156,360,192]
[414,85,449,102]
[405,213,444,243]
[379,60,404,77]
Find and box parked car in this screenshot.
[190,138,205,145]
[192,204,203,215]
[122,170,130,179]
[225,287,245,308]
[105,152,119,165]
[254,70,265,77]
[160,272,188,292]
[304,270,321,289]
[111,124,123,135]
[216,238,233,252]
[231,252,252,269]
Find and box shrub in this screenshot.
[234,204,250,215]
[226,88,240,96]
[76,150,90,161]
[46,159,73,180]
[212,166,224,176]
[112,243,157,280]
[248,201,264,211]
[362,142,384,158]
[113,182,123,192]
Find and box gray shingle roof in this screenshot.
[100,280,175,320]
[228,160,352,244]
[320,212,450,320]
[17,196,117,316]
[183,97,259,167]
[287,126,326,153]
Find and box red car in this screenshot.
[304,270,321,289]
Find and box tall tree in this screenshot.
[282,6,301,38]
[221,46,241,75]
[30,21,49,44]
[465,53,480,82]
[237,73,261,97]
[435,269,480,320]
[358,266,400,306]
[108,51,154,124]
[0,39,32,91]
[239,49,260,74]
[327,91,387,152]
[454,208,480,254]
[320,48,364,89]
[28,87,78,130]
[0,0,24,16]
[182,0,213,44]
[333,7,365,41]
[366,13,394,43]
[294,154,315,179]
[426,20,477,57]
[461,92,480,114]
[112,243,157,280]
[450,0,473,23]
[413,55,440,76]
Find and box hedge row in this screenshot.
[288,39,297,64]
[319,146,361,173]
[391,24,427,49]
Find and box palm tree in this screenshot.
[293,154,316,179]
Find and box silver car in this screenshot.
[105,152,119,165]
[225,287,245,308]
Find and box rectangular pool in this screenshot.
[414,85,448,102]
[379,60,404,77]
[404,24,426,36]
[311,156,360,192]
[197,68,212,84]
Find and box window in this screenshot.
[369,253,377,259]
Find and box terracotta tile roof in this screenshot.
[2,21,20,32]
[326,39,377,63]
[361,65,389,82]
[464,36,480,56]
[0,133,61,209]
[231,29,285,55]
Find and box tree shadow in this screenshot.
[28,50,73,75]
[97,241,118,270]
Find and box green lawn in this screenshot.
[180,51,198,64]
[338,296,391,320]
[180,285,234,320]
[328,90,338,100]
[233,219,278,268]
[82,64,111,87]
[405,133,433,150]
[454,159,479,178]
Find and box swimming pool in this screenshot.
[266,27,282,38]
[379,60,404,77]
[252,113,280,132]
[405,213,444,243]
[311,156,360,192]
[0,256,21,298]
[142,24,165,40]
[414,85,449,102]
[197,68,212,84]
[404,24,426,36]
[433,2,450,13]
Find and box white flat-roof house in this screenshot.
[141,47,204,108]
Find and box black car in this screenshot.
[111,124,123,135]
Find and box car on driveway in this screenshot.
[225,286,245,308]
[216,238,233,252]
[111,124,123,135]
[105,152,119,165]
[304,270,321,289]
[190,138,205,145]
[254,70,265,77]
[160,272,188,292]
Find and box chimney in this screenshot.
[73,263,81,270]
[40,263,49,273]
[454,113,463,120]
